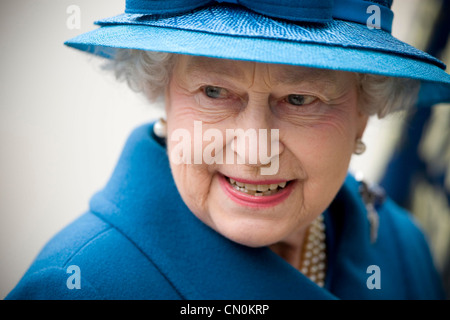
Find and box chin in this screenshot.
[208,210,293,248]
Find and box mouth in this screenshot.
[219,174,295,207]
[225,176,291,196]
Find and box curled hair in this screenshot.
[103,49,176,102]
[106,49,420,116]
[356,73,420,118]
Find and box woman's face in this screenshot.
[165,55,368,248]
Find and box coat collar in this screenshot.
[88,122,380,299]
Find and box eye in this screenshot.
[203,86,228,99]
[286,94,317,106]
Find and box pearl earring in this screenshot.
[354,138,366,155]
[153,118,167,138]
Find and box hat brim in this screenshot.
[65,9,450,106]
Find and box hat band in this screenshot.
[333,0,393,33]
[125,0,393,33]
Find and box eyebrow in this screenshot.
[183,56,247,81]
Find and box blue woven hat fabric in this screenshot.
[65,2,450,106]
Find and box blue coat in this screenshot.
[6,123,445,300]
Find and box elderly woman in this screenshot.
[6,0,450,300]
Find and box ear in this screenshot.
[164,83,171,116]
[356,111,369,140]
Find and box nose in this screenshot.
[226,97,284,175]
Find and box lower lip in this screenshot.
[219,174,294,208]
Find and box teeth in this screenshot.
[257,185,269,192]
[227,177,289,196]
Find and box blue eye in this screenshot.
[204,86,226,99]
[287,94,316,106]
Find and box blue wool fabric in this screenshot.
[6,123,445,300]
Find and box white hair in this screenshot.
[356,73,420,118]
[103,49,176,102]
[105,49,420,118]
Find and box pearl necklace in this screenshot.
[299,214,327,287]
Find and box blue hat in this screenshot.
[65,0,450,106]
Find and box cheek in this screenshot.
[284,107,357,165]
[165,94,224,225]
[169,161,212,214]
[167,129,217,227]
[309,115,356,165]
[282,107,359,208]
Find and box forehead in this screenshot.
[178,55,340,84]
